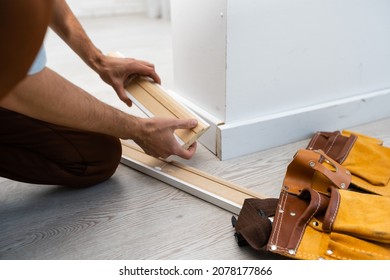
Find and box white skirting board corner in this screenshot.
[217,88,390,160]
[166,89,224,155]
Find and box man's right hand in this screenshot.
[133,117,198,160]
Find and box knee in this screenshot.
[99,136,122,181]
[90,135,122,186]
[68,135,122,188]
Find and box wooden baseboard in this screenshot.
[120,141,266,215]
[108,51,210,149]
[125,77,210,148]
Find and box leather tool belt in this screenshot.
[233,131,390,260]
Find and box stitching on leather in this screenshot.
[326,134,338,154]
[329,190,340,231]
[293,191,322,252]
[271,191,288,247]
[340,134,357,164]
[307,132,320,149]
[273,191,288,246]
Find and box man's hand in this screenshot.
[96,55,161,107]
[133,117,198,159]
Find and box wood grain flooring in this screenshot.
[0,14,389,260]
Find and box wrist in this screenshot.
[121,114,146,138]
[86,49,105,73]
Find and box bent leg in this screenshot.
[0,108,122,187]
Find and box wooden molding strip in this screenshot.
[121,141,266,215]
[108,51,210,149]
[125,77,210,148]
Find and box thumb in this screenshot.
[175,141,197,159]
[115,85,133,107]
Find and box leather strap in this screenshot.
[234,198,279,250]
[310,149,351,190]
[322,187,341,232]
[283,149,351,195]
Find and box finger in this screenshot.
[149,71,161,84]
[114,84,132,107]
[175,141,197,160]
[137,60,155,69]
[139,68,161,84]
[131,63,161,84]
[187,141,197,154]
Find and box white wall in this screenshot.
[171,0,390,159]
[171,0,227,122]
[66,0,146,17]
[66,0,170,19]
[225,0,390,123]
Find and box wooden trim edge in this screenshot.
[107,51,210,149]
[120,141,266,215]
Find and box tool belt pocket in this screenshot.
[307,130,390,196]
[321,187,390,260]
[326,232,390,260]
[324,187,390,244]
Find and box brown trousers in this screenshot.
[0,108,122,187]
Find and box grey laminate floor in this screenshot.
[0,14,389,260]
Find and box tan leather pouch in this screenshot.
[307,130,390,196]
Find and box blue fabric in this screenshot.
[27,45,47,75]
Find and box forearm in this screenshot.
[49,0,161,106]
[0,68,143,139]
[50,0,103,72]
[1,68,197,159]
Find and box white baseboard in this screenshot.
[217,88,390,160]
[167,88,390,160]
